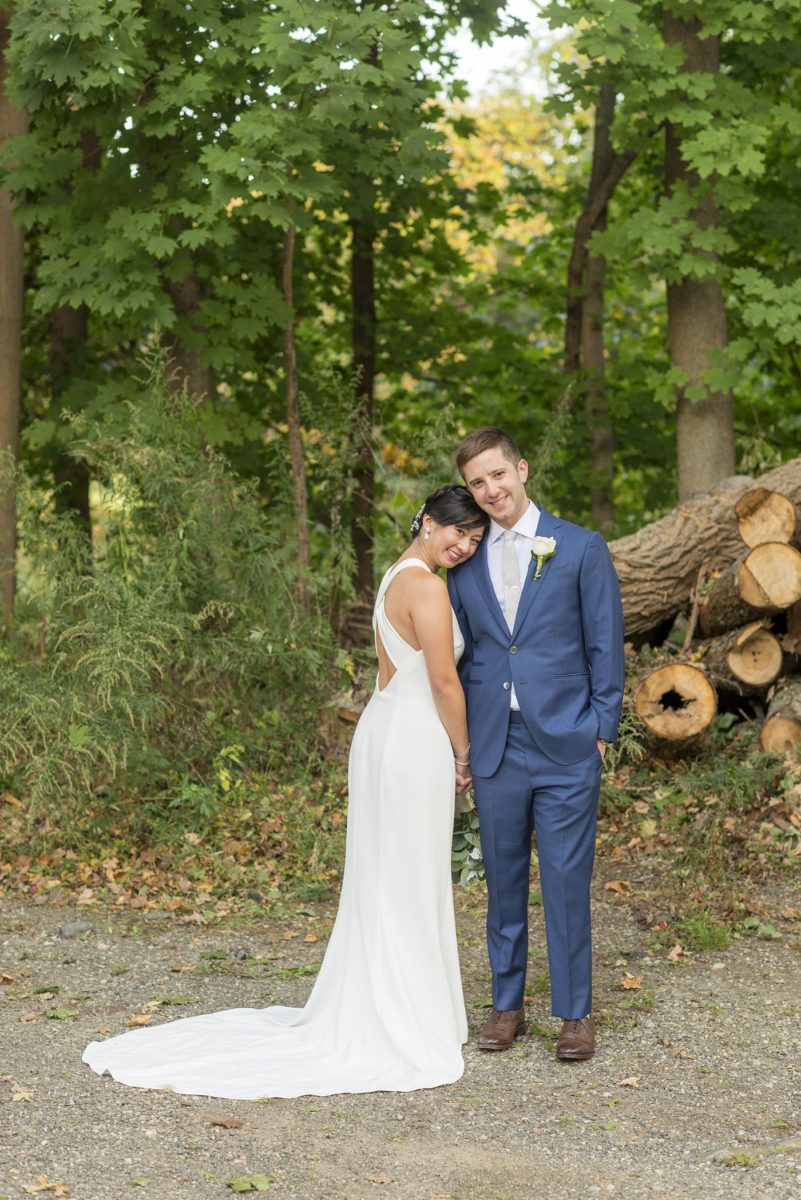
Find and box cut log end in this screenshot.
[759,715,801,755]
[736,487,799,548]
[725,623,783,688]
[760,677,801,755]
[634,663,717,742]
[738,543,801,609]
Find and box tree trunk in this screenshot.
[0,13,27,620]
[50,302,91,530]
[163,264,215,403]
[759,678,801,755]
[49,128,100,532]
[699,543,801,637]
[735,487,800,548]
[699,621,783,694]
[663,12,735,500]
[634,661,717,747]
[282,223,310,610]
[609,455,801,639]
[582,84,617,531]
[350,213,376,601]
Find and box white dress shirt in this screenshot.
[486,500,540,710]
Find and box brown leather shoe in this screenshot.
[556,1016,595,1060]
[477,1007,526,1051]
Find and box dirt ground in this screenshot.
[2,861,801,1200]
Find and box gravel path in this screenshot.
[2,869,800,1200]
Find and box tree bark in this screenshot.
[582,83,617,530]
[698,543,801,637]
[282,223,310,610]
[50,302,91,530]
[164,266,215,403]
[609,456,801,639]
[49,128,100,532]
[564,121,636,378]
[350,213,376,601]
[663,12,735,500]
[0,13,27,619]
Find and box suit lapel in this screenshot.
[473,535,508,635]
[511,508,563,636]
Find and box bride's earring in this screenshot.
[424,529,430,540]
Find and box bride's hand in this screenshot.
[455,769,473,794]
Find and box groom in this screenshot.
[448,427,624,1060]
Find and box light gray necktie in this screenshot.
[501,529,520,631]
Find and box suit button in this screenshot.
[503,681,511,690]
[509,646,518,654]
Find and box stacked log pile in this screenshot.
[608,456,801,754]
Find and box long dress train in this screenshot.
[82,558,467,1098]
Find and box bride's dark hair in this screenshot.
[409,484,489,540]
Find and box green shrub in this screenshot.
[0,356,340,835]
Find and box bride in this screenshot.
[83,484,489,1098]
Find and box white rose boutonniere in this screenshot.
[530,535,557,580]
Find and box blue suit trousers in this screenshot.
[473,712,602,1018]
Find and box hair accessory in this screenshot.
[409,503,426,537]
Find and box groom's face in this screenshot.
[461,446,529,529]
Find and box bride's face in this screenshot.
[424,520,485,569]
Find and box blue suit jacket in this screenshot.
[447,508,625,775]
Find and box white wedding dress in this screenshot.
[83,559,467,1098]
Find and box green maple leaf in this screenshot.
[227,1176,273,1194]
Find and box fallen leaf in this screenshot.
[673,1046,694,1060]
[130,1180,149,1188]
[95,1025,113,1035]
[1,792,23,810]
[604,879,632,894]
[170,964,195,973]
[780,906,798,920]
[182,912,207,926]
[303,934,319,943]
[226,1176,273,1193]
[618,1075,641,1088]
[211,1118,243,1129]
[282,931,298,941]
[12,1090,34,1102]
[20,1013,40,1023]
[21,1177,70,1196]
[0,973,17,985]
[367,1175,392,1185]
[667,943,688,961]
[621,973,643,990]
[44,1008,78,1021]
[127,1014,152,1028]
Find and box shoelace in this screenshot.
[491,1009,519,1024]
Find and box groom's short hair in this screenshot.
[456,427,523,476]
